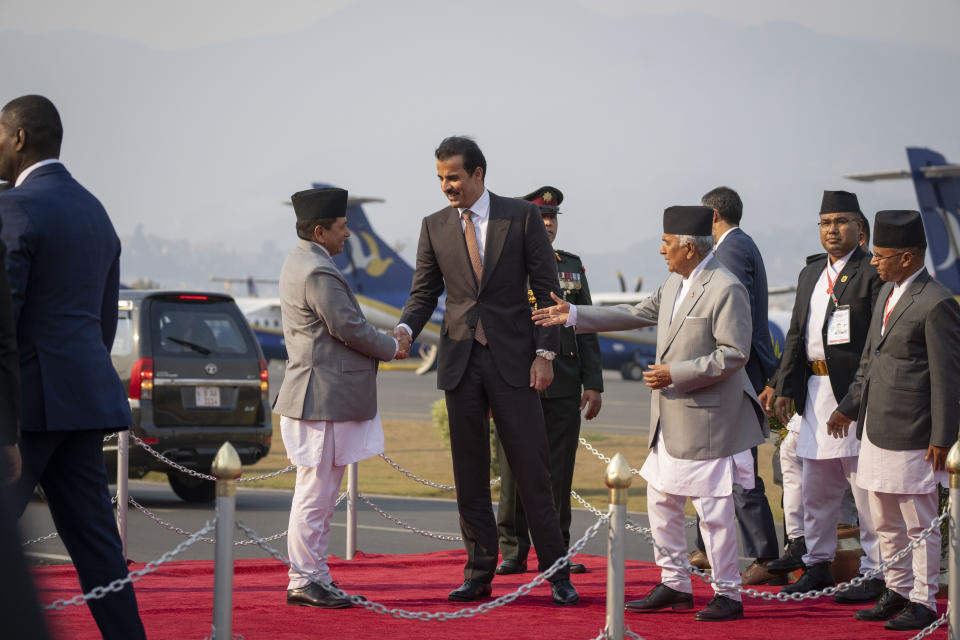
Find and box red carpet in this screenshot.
[34,551,946,639]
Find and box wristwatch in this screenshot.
[536,349,556,361]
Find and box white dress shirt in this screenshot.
[798,248,859,459]
[15,158,61,186]
[714,227,736,249]
[858,268,946,493]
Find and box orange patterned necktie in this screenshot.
[461,210,487,345]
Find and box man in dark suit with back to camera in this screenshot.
[765,191,883,602]
[0,95,146,640]
[686,186,781,586]
[494,186,603,577]
[829,210,960,630]
[396,137,578,605]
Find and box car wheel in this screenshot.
[167,469,216,503]
[620,361,644,381]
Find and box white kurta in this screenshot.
[640,443,755,497]
[798,250,860,459]
[281,413,385,468]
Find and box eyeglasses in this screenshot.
[817,217,856,229]
[872,251,906,262]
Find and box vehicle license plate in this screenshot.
[195,386,221,408]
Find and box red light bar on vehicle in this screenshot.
[178,295,209,301]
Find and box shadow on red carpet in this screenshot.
[33,550,946,639]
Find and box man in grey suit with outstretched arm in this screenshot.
[534,206,767,622]
[274,187,410,608]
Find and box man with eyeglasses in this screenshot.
[828,210,960,630]
[764,191,884,601]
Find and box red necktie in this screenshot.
[461,211,487,345]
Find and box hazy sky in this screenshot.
[1,0,958,291]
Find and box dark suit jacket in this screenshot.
[775,246,883,413]
[0,187,19,445]
[714,227,777,391]
[400,191,560,389]
[837,270,960,450]
[0,163,132,432]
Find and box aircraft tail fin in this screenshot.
[905,148,960,294]
[311,182,415,296]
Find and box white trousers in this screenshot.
[869,490,940,611]
[646,484,741,601]
[779,431,804,540]
[286,429,347,590]
[800,456,879,573]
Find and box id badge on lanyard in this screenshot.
[827,305,851,345]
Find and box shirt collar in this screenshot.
[312,242,331,258]
[715,227,737,247]
[458,189,490,221]
[827,246,857,276]
[683,254,712,284]
[15,159,61,187]
[894,266,925,292]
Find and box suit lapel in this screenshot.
[662,262,714,353]
[820,250,861,330]
[480,193,508,292]
[877,271,928,346]
[796,256,825,337]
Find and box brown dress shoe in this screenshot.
[742,560,788,586]
[694,594,744,621]
[688,549,711,571]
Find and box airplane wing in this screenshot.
[845,165,960,182]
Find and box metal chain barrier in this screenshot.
[627,508,949,602]
[44,519,215,610]
[378,453,500,490]
[126,493,347,545]
[579,438,642,476]
[236,512,608,620]
[571,490,696,530]
[22,531,60,546]
[238,465,297,484]
[129,435,296,483]
[358,494,462,541]
[103,432,117,442]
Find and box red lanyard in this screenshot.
[882,291,896,329]
[825,266,839,307]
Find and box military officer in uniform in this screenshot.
[495,186,603,576]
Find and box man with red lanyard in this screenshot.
[765,191,884,602]
[829,210,960,630]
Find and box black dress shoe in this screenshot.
[448,579,492,602]
[625,583,694,612]
[569,562,586,574]
[495,559,527,575]
[286,583,353,608]
[694,594,744,622]
[551,578,579,605]
[854,588,909,621]
[780,561,834,594]
[884,602,938,630]
[766,536,806,575]
[834,576,885,604]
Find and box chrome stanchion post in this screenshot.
[346,461,358,560]
[116,429,129,558]
[605,453,632,640]
[212,442,241,640]
[947,442,960,640]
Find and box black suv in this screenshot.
[106,291,272,501]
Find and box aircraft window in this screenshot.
[274,319,280,328]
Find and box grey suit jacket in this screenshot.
[837,269,960,450]
[273,239,397,421]
[575,257,767,460]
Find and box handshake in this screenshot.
[393,326,412,360]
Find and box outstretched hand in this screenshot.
[394,326,412,360]
[531,292,570,327]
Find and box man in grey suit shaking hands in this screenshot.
[829,210,960,631]
[535,206,767,622]
[274,187,409,608]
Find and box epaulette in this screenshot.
[805,252,827,265]
[555,249,579,260]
